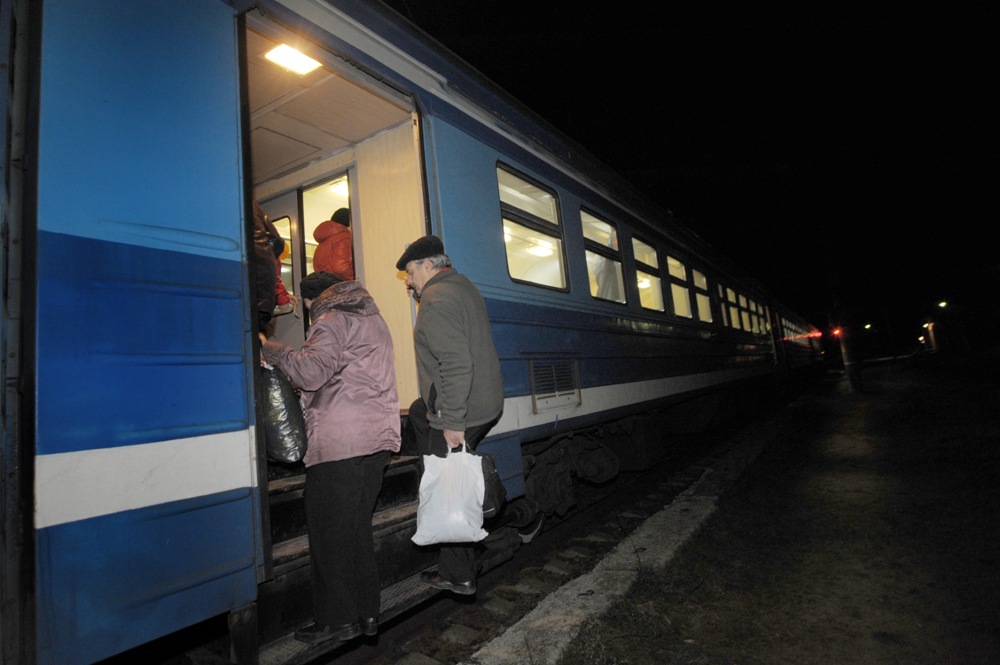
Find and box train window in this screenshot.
[667,255,685,280]
[671,283,692,317]
[632,238,664,311]
[717,284,728,326]
[498,168,559,224]
[498,167,566,289]
[666,255,692,319]
[303,174,352,275]
[581,211,626,303]
[637,270,664,311]
[697,292,712,322]
[730,306,742,330]
[633,238,658,268]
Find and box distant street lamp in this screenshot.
[923,321,938,352]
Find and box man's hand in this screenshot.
[444,428,465,447]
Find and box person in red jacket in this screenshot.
[312,208,355,280]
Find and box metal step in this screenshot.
[258,568,439,665]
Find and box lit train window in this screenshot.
[632,238,664,311]
[581,210,626,303]
[717,284,728,326]
[666,255,692,318]
[692,269,712,322]
[303,174,351,275]
[729,289,742,330]
[633,238,658,268]
[637,270,664,311]
[498,167,566,289]
[671,283,691,317]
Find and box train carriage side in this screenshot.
[7,2,263,664]
[417,113,792,480]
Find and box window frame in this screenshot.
[580,208,627,305]
[497,164,569,292]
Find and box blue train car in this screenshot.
[0,1,824,664]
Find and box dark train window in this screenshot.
[497,167,567,289]
[581,210,626,303]
[632,237,664,311]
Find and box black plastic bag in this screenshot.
[471,449,506,520]
[262,365,307,463]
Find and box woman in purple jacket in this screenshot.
[260,271,400,645]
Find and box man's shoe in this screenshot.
[359,616,378,636]
[419,570,476,595]
[293,622,361,645]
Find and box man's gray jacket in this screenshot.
[413,268,503,432]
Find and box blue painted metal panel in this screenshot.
[37,0,244,257]
[484,296,772,397]
[36,490,257,665]
[34,1,255,663]
[36,231,247,455]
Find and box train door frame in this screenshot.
[241,8,426,408]
[2,1,34,663]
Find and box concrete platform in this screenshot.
[461,351,1000,664]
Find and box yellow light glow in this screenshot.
[638,278,651,289]
[527,245,552,257]
[265,44,321,75]
[330,180,349,197]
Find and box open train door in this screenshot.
[27,2,260,663]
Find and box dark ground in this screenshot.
[557,351,1000,665]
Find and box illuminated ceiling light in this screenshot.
[527,245,553,257]
[637,278,651,289]
[938,301,948,308]
[264,44,321,75]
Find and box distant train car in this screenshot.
[0,1,825,664]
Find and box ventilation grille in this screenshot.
[529,359,581,413]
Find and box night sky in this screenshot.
[381,2,997,351]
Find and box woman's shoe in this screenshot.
[359,616,378,636]
[293,622,361,645]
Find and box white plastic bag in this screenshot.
[411,443,488,546]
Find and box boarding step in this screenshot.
[256,498,437,644]
[267,454,422,545]
[258,568,439,665]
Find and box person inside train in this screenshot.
[252,200,280,334]
[395,234,504,596]
[259,270,400,645]
[312,207,355,280]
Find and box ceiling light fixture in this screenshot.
[264,44,321,75]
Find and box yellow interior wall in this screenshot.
[354,119,425,409]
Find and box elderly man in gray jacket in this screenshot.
[396,234,503,596]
